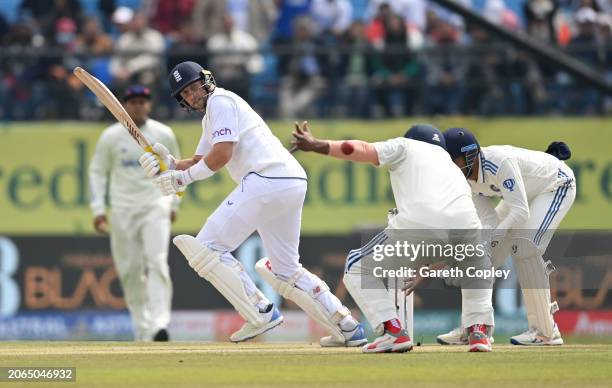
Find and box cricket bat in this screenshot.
[73,67,182,196]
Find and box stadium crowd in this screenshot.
[0,0,610,120]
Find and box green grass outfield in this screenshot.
[1,342,611,387]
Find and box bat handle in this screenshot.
[145,146,184,198]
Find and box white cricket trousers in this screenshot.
[196,173,345,314]
[110,203,173,340]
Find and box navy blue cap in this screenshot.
[123,85,151,101]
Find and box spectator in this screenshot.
[167,19,207,69]
[424,17,465,115]
[309,0,354,116]
[462,25,504,115]
[278,16,325,118]
[20,0,82,42]
[309,0,353,37]
[207,13,263,101]
[273,0,312,77]
[151,0,195,40]
[371,13,422,117]
[193,0,277,43]
[75,16,113,57]
[109,12,165,91]
[111,6,134,36]
[338,21,375,118]
[567,7,599,66]
[98,0,116,32]
[365,0,427,32]
[564,7,600,113]
[524,0,559,44]
[45,17,82,118]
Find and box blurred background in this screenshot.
[0,0,610,342]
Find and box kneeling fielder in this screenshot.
[139,61,366,346]
[292,123,495,353]
[438,128,575,346]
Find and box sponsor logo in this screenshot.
[265,260,272,271]
[173,70,182,82]
[212,128,232,138]
[503,178,515,192]
[461,144,478,152]
[227,200,234,206]
[490,185,500,192]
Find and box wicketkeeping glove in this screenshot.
[138,143,177,177]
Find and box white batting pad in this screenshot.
[173,235,265,325]
[255,257,347,342]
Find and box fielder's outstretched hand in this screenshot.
[291,121,330,154]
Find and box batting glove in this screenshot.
[153,170,191,195]
[139,143,176,177]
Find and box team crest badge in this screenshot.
[503,178,516,192]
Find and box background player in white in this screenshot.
[138,61,366,346]
[292,123,495,353]
[438,128,575,346]
[89,85,180,341]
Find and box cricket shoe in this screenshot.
[362,319,413,353]
[319,323,368,347]
[468,324,492,352]
[230,304,283,343]
[437,326,495,345]
[510,323,563,346]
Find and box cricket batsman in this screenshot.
[89,85,180,341]
[292,123,495,353]
[438,128,575,346]
[138,61,366,346]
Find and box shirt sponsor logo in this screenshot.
[503,178,515,192]
[121,159,140,167]
[212,128,232,138]
[173,70,182,82]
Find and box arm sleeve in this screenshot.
[495,159,530,231]
[88,132,113,216]
[472,194,499,229]
[373,137,410,169]
[208,96,240,144]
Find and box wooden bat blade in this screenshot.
[73,67,151,151]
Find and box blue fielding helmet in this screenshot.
[444,127,480,178]
[403,124,446,149]
[168,61,215,110]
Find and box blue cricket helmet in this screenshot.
[404,124,446,150]
[444,128,480,178]
[168,61,215,109]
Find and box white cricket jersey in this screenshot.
[195,88,306,183]
[470,145,575,231]
[89,118,181,216]
[373,137,480,229]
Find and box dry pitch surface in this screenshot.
[1,342,611,387]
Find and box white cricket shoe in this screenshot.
[362,329,413,353]
[510,324,564,346]
[230,305,283,343]
[319,323,368,347]
[437,326,495,345]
